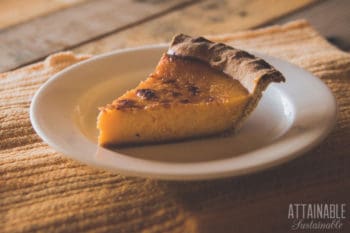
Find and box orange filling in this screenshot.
[97,54,250,146]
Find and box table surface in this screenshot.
[0,0,349,73]
[1,0,349,232]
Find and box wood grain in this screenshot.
[73,0,316,55]
[0,0,88,30]
[272,0,350,51]
[0,0,195,72]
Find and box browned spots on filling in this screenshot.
[161,78,176,84]
[136,88,157,100]
[172,91,182,97]
[187,84,200,96]
[115,99,141,110]
[180,99,190,104]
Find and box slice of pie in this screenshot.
[97,34,285,146]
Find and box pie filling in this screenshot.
[98,54,250,146]
[97,34,285,146]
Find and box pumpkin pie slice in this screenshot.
[97,34,285,146]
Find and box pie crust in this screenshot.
[168,34,285,127]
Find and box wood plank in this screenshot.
[0,0,88,30]
[271,0,350,51]
[73,0,316,55]
[0,0,196,72]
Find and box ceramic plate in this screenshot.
[30,45,336,180]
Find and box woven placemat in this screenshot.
[1,20,350,233]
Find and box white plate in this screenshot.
[30,45,336,180]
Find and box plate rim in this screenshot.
[30,44,337,180]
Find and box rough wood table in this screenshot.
[1,1,350,233]
[3,0,350,72]
[1,0,349,72]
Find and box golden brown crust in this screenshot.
[167,34,285,94]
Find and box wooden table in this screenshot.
[0,0,349,73]
[1,1,349,232]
